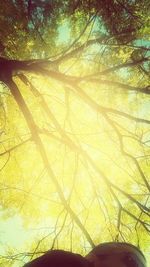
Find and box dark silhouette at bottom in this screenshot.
[24,249,92,267]
[85,242,146,267]
[24,242,147,267]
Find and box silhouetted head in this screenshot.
[85,242,146,267]
[24,249,92,267]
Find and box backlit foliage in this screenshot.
[0,1,149,266]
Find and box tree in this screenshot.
[0,0,149,266]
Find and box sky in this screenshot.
[0,13,149,267]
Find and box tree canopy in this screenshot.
[0,1,149,266]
